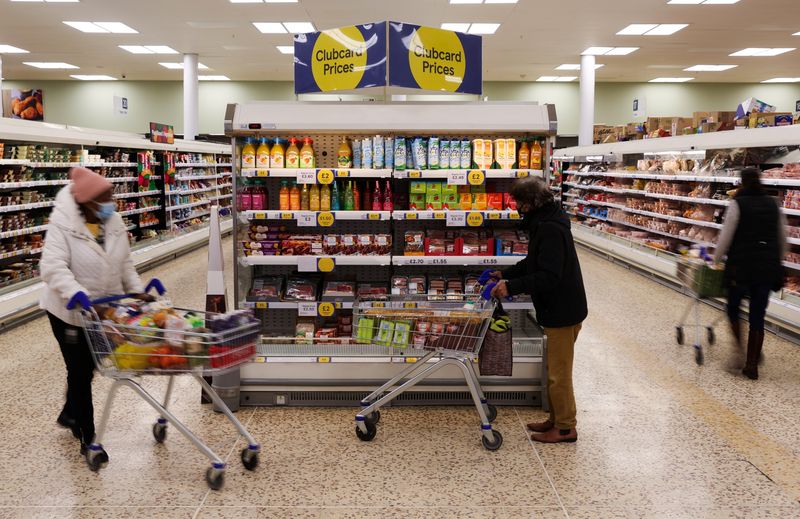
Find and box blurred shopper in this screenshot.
[490,177,588,443]
[714,168,787,380]
[40,167,147,457]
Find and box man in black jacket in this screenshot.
[490,176,588,443]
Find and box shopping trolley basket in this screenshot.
[71,279,261,490]
[675,258,726,365]
[352,290,504,451]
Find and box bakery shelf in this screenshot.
[242,210,391,221]
[240,168,393,179]
[242,255,392,267]
[114,190,161,199]
[0,180,70,188]
[0,225,49,240]
[168,200,211,211]
[394,168,543,180]
[119,205,162,217]
[392,255,521,267]
[0,201,55,214]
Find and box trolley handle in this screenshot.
[66,278,166,310]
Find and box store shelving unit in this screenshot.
[226,100,557,408]
[0,118,232,326]
[554,125,800,335]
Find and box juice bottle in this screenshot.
[309,183,320,211]
[362,183,372,210]
[300,182,310,210]
[286,138,300,168]
[300,138,315,169]
[320,183,331,211]
[337,138,352,168]
[372,181,382,211]
[279,180,290,211]
[518,140,530,170]
[383,180,393,211]
[289,181,300,210]
[331,181,341,211]
[241,138,256,170]
[353,181,361,210]
[238,180,252,211]
[251,180,266,210]
[256,137,270,170]
[343,181,355,211]
[531,140,543,171]
[270,138,285,169]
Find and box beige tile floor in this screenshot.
[0,239,798,518]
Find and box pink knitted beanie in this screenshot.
[70,167,112,204]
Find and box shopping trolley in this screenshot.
[353,287,504,451]
[675,258,726,365]
[71,279,261,490]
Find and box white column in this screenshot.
[579,54,596,147]
[0,55,4,118]
[183,53,199,141]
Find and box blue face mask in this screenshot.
[92,201,116,221]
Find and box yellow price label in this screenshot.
[254,356,267,363]
[336,170,350,177]
[373,301,386,308]
[433,212,445,220]
[317,211,335,227]
[405,357,418,364]
[406,212,418,220]
[466,211,484,227]
[408,171,422,179]
[509,211,521,219]
[516,170,530,178]
[255,301,268,309]
[487,212,501,220]
[254,212,267,220]
[318,302,335,317]
[468,170,485,186]
[368,212,381,220]
[317,257,335,273]
[317,169,334,185]
[317,356,331,363]
[256,170,269,177]
[280,212,294,220]
[403,302,418,309]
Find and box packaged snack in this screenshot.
[472,139,485,169]
[443,193,459,209]
[459,193,473,210]
[428,137,440,169]
[391,275,409,295]
[323,235,340,255]
[295,319,315,345]
[410,181,428,194]
[376,320,395,346]
[440,140,451,170]
[428,322,445,348]
[487,193,503,210]
[473,192,488,210]
[394,137,406,170]
[503,192,517,211]
[392,320,412,348]
[409,275,426,294]
[426,192,443,210]
[357,234,374,255]
[315,327,338,343]
[374,234,392,255]
[373,135,384,169]
[441,183,458,197]
[356,317,375,344]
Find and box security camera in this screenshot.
[121,74,127,79]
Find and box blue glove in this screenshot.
[481,282,496,301]
[478,269,494,285]
[67,291,92,310]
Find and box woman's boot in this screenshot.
[742,330,764,380]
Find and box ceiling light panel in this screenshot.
[24,62,78,69]
[646,23,689,35]
[761,77,800,83]
[63,21,107,33]
[119,45,177,54]
[282,22,315,34]
[71,75,117,80]
[582,47,614,55]
[730,47,795,56]
[649,77,694,82]
[537,76,577,82]
[441,23,471,32]
[276,45,294,54]
[252,22,286,33]
[0,45,29,53]
[158,62,209,69]
[199,75,230,81]
[468,23,500,35]
[617,24,658,35]
[684,64,736,71]
[63,21,138,33]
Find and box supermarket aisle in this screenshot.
[0,242,799,518]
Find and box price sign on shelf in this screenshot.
[317,302,336,318]
[367,212,382,220]
[479,257,500,265]
[296,212,316,227]
[466,212,484,227]
[516,170,530,178]
[447,170,468,185]
[446,212,466,227]
[280,212,294,220]
[467,170,486,186]
[336,169,350,178]
[405,257,425,265]
[430,257,448,265]
[255,301,269,309]
[408,170,422,179]
[297,169,316,185]
[256,170,269,177]
[317,169,335,185]
[298,302,317,317]
[317,211,335,227]
[297,256,336,273]
[433,212,445,220]
[487,212,501,220]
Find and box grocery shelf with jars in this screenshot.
[226,101,557,407]
[0,118,232,326]
[554,125,800,337]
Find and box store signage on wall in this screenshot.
[2,89,44,121]
[114,96,128,117]
[149,122,174,144]
[388,22,482,95]
[633,97,647,118]
[294,22,387,94]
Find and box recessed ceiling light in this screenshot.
[468,23,500,34]
[159,62,209,70]
[12,0,80,2]
[761,77,800,83]
[649,77,694,82]
[119,45,178,54]
[276,45,294,54]
[199,75,230,81]
[582,47,613,55]
[730,47,795,57]
[282,22,315,34]
[24,62,78,69]
[484,0,518,3]
[645,24,689,35]
[64,21,138,33]
[450,0,483,3]
[684,64,737,71]
[605,47,639,56]
[230,0,298,3]
[71,75,117,81]
[441,23,471,33]
[252,22,286,34]
[536,76,577,82]
[556,64,605,70]
[617,24,658,35]
[229,0,262,2]
[0,45,29,53]
[668,0,740,3]
[794,32,800,36]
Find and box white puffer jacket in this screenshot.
[39,186,144,326]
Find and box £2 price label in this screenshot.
[468,170,486,185]
[317,302,335,317]
[317,169,335,185]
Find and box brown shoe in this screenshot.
[526,420,554,433]
[531,428,577,443]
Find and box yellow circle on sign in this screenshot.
[466,212,484,227]
[468,170,485,185]
[317,169,334,185]
[409,27,466,92]
[317,211,335,227]
[318,302,335,317]
[311,27,368,92]
[318,257,335,272]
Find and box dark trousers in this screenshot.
[48,312,95,443]
[727,283,772,332]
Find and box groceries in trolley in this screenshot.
[92,301,259,372]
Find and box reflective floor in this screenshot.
[0,240,798,518]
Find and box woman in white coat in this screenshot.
[40,167,148,456]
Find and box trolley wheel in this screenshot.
[707,327,716,345]
[676,326,685,345]
[364,410,381,426]
[485,404,498,423]
[205,468,225,491]
[481,430,504,451]
[85,447,109,472]
[355,422,377,442]
[695,347,704,366]
[152,422,167,443]
[240,447,259,471]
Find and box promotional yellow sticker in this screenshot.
[256,302,268,309]
[257,170,269,177]
[466,211,484,227]
[468,170,485,185]
[280,212,294,220]
[368,212,381,220]
[317,211,335,227]
[487,212,501,220]
[317,257,336,272]
[317,302,335,317]
[408,171,422,178]
[317,169,335,184]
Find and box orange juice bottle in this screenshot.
[289,181,300,210]
[241,138,256,170]
[256,137,270,170]
[279,180,290,210]
[300,138,315,168]
[286,138,300,168]
[518,141,530,170]
[531,140,543,171]
[270,138,285,169]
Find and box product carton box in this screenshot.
[669,117,694,137]
[409,193,426,210]
[698,121,735,134]
[593,125,616,144]
[693,111,737,128]
[748,112,793,128]
[736,97,776,120]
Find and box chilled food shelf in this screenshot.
[394,169,542,180]
[139,220,161,229]
[392,210,521,221]
[175,173,226,181]
[242,255,392,267]
[119,205,162,217]
[566,170,742,184]
[172,211,211,224]
[392,255,521,267]
[598,218,715,248]
[241,210,391,221]
[241,168,393,179]
[785,261,800,271]
[168,200,210,211]
[0,225,49,240]
[0,159,30,166]
[0,201,54,214]
[784,208,800,217]
[0,180,70,188]
[570,210,606,221]
[215,163,233,168]
[26,161,138,169]
[788,237,800,246]
[241,299,535,311]
[0,248,37,261]
[114,190,161,199]
[209,194,233,201]
[563,182,643,196]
